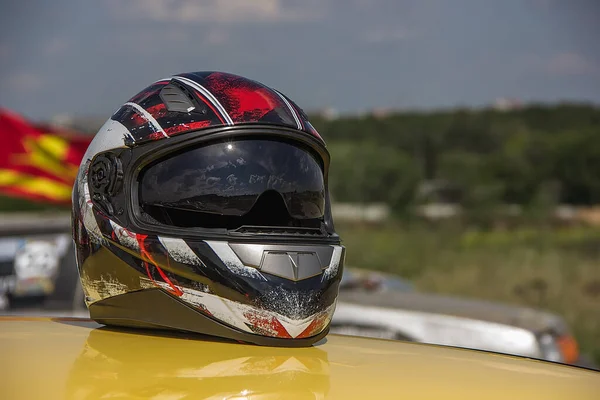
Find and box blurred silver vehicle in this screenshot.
[331,268,594,369]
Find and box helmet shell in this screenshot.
[72,71,344,346]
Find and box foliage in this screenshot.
[0,195,68,212]
[313,103,600,212]
[328,141,420,213]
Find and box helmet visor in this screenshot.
[139,138,325,220]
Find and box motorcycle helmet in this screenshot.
[72,71,345,346]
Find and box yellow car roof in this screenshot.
[1,317,598,399]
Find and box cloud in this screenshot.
[362,27,413,44]
[44,37,70,56]
[0,43,9,59]
[107,0,325,23]
[5,72,45,94]
[104,29,193,56]
[546,52,598,76]
[101,26,226,57]
[530,0,554,11]
[205,29,230,45]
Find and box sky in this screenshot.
[0,0,599,121]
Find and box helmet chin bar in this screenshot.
[79,234,344,343]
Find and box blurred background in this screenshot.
[1,0,599,369]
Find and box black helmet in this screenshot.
[72,71,345,346]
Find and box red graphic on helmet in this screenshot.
[203,72,293,123]
[136,233,183,297]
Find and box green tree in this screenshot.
[328,141,421,212]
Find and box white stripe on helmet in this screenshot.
[158,236,206,267]
[274,89,302,130]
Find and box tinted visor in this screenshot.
[139,139,326,222]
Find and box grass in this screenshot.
[335,221,600,366]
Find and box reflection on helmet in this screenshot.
[66,327,330,399]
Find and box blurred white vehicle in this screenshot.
[0,234,72,309]
[331,268,595,369]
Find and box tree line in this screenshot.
[310,104,600,215]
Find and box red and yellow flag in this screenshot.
[0,108,92,204]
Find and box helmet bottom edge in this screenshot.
[88,288,329,347]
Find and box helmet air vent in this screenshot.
[159,82,198,113]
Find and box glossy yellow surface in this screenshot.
[0,317,598,399]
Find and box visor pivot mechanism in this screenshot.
[90,153,124,216]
